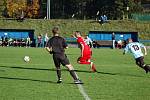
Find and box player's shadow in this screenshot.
[0,65,149,78]
[76,69,150,78]
[0,76,56,84]
[0,65,56,71]
[97,71,150,78]
[75,69,117,75]
[97,71,117,75]
[0,65,60,84]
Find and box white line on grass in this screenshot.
[77,84,91,100]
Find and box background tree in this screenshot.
[1,0,145,19]
[5,0,40,18]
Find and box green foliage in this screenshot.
[114,0,124,19]
[0,0,145,19]
[5,0,40,18]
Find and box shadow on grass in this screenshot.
[0,69,5,72]
[0,76,56,84]
[0,65,60,71]
[0,65,149,78]
[97,71,150,78]
[76,69,149,78]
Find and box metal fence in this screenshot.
[131,13,150,21]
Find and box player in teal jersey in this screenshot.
[123,38,150,73]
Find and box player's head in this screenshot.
[74,31,81,37]
[52,26,60,36]
[127,38,133,43]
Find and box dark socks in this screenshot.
[69,70,78,80]
[145,65,150,71]
[57,69,61,79]
[143,65,150,73]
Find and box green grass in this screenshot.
[0,47,150,100]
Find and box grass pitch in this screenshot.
[0,47,150,100]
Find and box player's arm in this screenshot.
[140,43,147,56]
[143,46,147,56]
[63,38,68,49]
[71,32,77,39]
[46,47,53,54]
[45,39,53,54]
[46,47,51,52]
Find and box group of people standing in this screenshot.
[36,33,49,48]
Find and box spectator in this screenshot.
[99,15,104,25]
[26,36,31,48]
[103,15,108,22]
[99,15,108,25]
[37,34,42,47]
[44,33,49,47]
[112,32,115,49]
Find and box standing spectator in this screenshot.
[84,35,93,48]
[37,34,42,47]
[26,36,31,48]
[123,38,150,73]
[46,26,83,84]
[112,32,115,49]
[44,33,49,47]
[73,31,97,72]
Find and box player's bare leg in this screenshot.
[87,59,97,72]
[90,61,97,72]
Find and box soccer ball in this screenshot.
[24,56,30,62]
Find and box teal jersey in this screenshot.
[124,42,145,59]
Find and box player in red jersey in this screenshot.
[73,31,97,72]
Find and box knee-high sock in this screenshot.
[69,70,78,80]
[57,69,61,79]
[145,65,150,71]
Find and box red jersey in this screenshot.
[77,37,91,58]
[77,37,89,49]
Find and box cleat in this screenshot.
[144,66,149,74]
[145,70,149,74]
[57,78,62,83]
[90,62,97,72]
[74,79,83,84]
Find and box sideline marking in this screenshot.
[77,84,91,100]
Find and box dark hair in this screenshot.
[52,26,59,34]
[75,31,81,34]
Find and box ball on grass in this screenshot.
[24,56,30,62]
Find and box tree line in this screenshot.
[0,0,146,19]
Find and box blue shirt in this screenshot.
[124,42,145,59]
